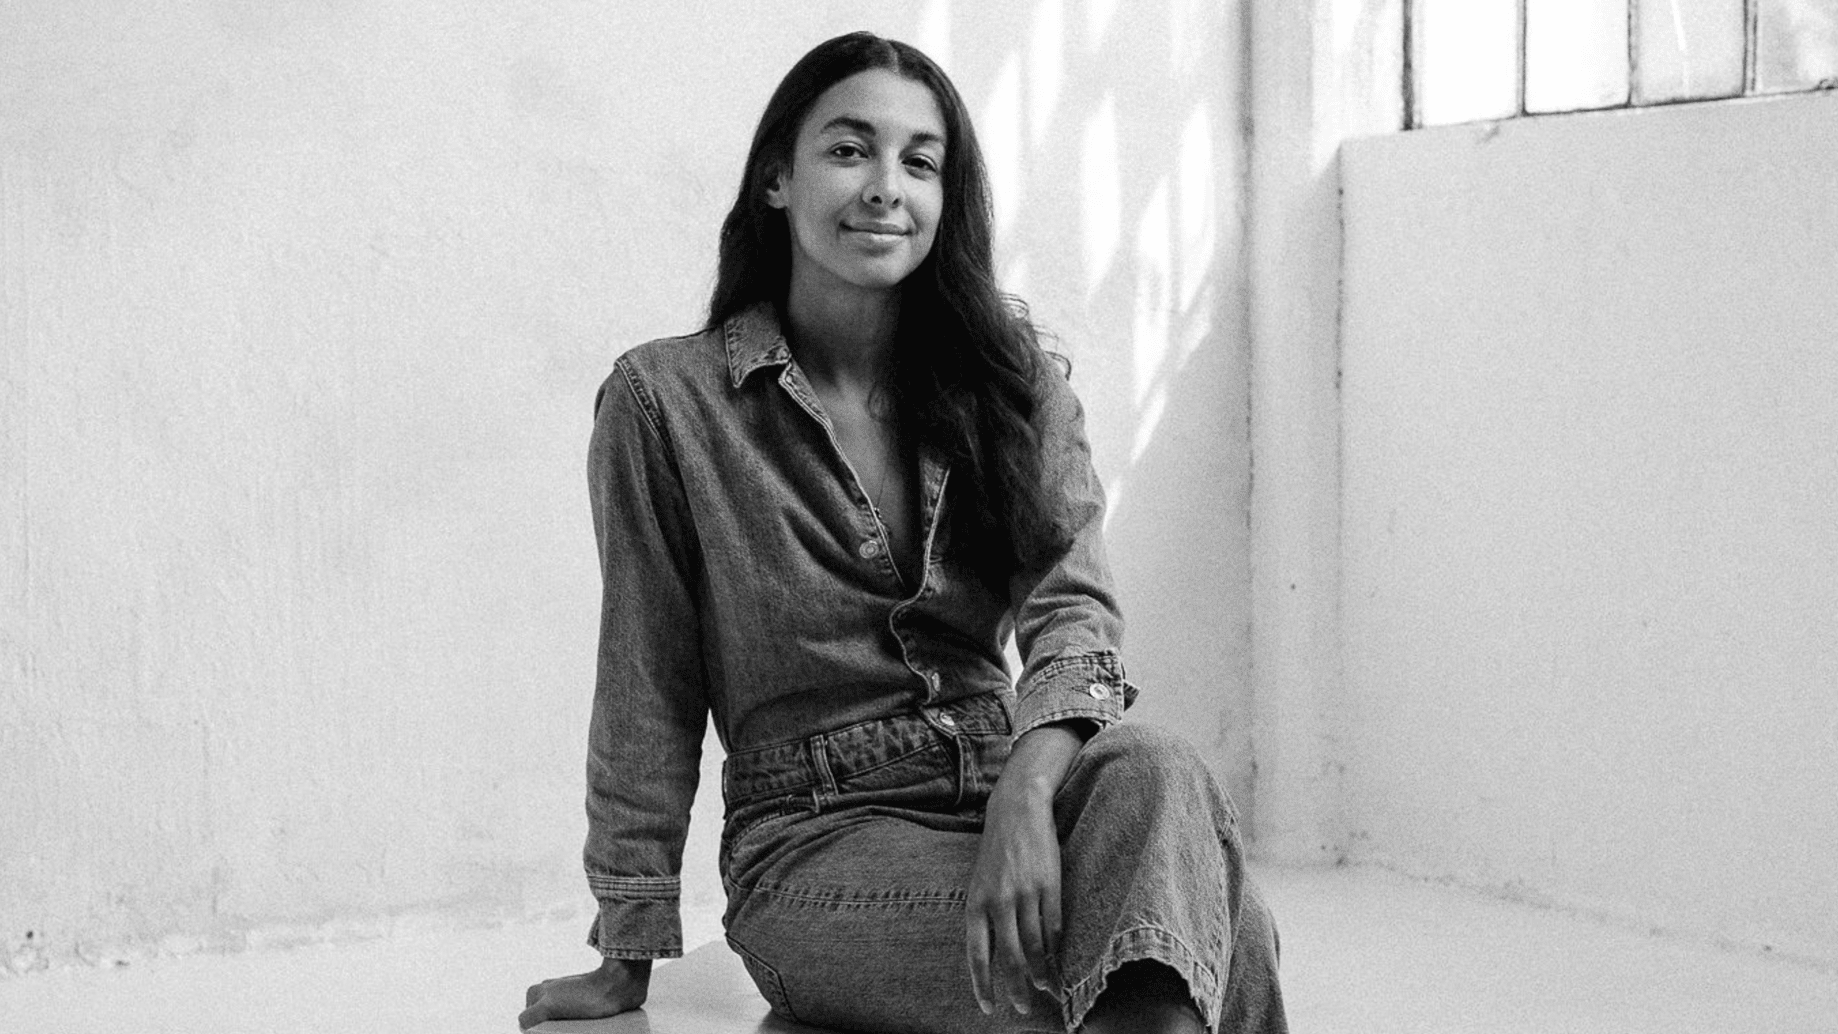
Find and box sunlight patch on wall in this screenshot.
[1028,0,1065,148]
[1131,178,1172,460]
[1102,474,1128,534]
[982,52,1024,241]
[1080,92,1121,297]
[1176,101,1215,314]
[1001,252,1031,297]
[1085,0,1122,51]
[917,0,953,73]
[1169,0,1209,79]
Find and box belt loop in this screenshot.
[952,729,973,810]
[809,733,839,813]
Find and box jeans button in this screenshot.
[1087,682,1111,700]
[938,713,957,729]
[858,539,883,559]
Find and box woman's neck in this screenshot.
[782,284,899,395]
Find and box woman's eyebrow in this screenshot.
[816,115,944,149]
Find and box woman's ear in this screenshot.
[762,164,789,210]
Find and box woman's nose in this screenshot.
[862,160,902,207]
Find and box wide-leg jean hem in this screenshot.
[1062,925,1224,1034]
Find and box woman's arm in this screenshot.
[578,358,712,961]
[969,362,1137,1016]
[1006,365,1136,739]
[965,720,1088,1016]
[524,357,711,1027]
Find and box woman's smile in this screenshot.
[841,219,912,245]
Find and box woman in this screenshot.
[522,31,1285,1034]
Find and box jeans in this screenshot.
[718,693,1288,1034]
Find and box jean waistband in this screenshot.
[721,692,1012,809]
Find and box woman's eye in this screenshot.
[831,143,866,159]
[905,155,940,174]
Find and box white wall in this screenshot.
[1340,92,1838,963]
[1,0,1252,967]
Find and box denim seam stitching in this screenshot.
[1037,649,1121,679]
[831,739,948,782]
[728,879,968,906]
[613,356,666,443]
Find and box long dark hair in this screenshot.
[708,31,1069,582]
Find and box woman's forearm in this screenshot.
[992,721,1092,805]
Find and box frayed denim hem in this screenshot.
[1062,925,1224,1034]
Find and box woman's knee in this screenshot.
[1072,722,1240,819]
[1082,722,1207,784]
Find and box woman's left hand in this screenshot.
[965,721,1087,1016]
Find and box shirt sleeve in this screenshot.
[1007,363,1140,737]
[580,356,710,959]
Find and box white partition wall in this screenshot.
[1339,92,1838,964]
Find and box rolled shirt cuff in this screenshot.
[584,874,684,959]
[1012,650,1138,739]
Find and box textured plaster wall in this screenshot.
[1339,93,1838,963]
[1,0,1252,966]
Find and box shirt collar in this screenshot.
[723,303,793,389]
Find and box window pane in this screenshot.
[1413,0,1520,125]
[1635,0,1746,102]
[1527,0,1633,112]
[1756,0,1838,93]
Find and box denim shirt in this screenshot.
[583,303,1137,958]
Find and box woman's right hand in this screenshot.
[519,957,652,1030]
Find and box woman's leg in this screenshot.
[1053,723,1287,1034]
[722,802,1061,1034]
[721,720,1285,1034]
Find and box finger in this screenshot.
[525,980,545,1009]
[517,1001,549,1031]
[990,899,1032,1014]
[1042,873,1064,965]
[965,904,994,1014]
[1015,890,1050,991]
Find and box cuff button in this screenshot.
[1087,682,1111,700]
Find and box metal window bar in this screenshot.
[1403,0,1417,128]
[1745,0,1760,94]
[1633,0,1652,104]
[1517,0,1530,116]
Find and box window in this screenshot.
[1407,0,1838,128]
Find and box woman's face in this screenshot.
[766,68,946,301]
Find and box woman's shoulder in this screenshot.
[611,323,728,386]
[590,323,728,429]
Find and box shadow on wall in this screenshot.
[914,0,1255,801]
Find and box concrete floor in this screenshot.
[2,864,1832,1033]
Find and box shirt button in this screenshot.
[937,713,957,729]
[1088,683,1111,700]
[927,671,942,691]
[858,539,883,559]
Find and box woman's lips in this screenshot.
[842,221,909,239]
